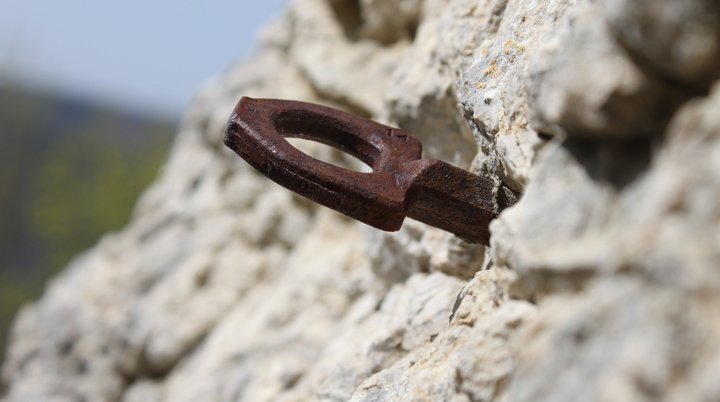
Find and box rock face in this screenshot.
[3,0,720,401]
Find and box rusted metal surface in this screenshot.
[223,97,517,245]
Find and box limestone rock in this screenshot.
[4,0,720,401]
[601,0,720,87]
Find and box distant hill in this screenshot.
[0,83,176,368]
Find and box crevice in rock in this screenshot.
[492,372,511,401]
[185,176,202,195]
[462,102,492,143]
[328,0,364,42]
[282,371,304,390]
[487,0,511,34]
[392,89,477,168]
[562,137,654,190]
[549,58,706,191]
[509,267,597,303]
[193,264,212,288]
[59,340,75,356]
[551,8,717,190]
[404,19,419,44]
[616,42,713,97]
[454,367,480,402]
[537,132,555,141]
[135,214,186,245]
[449,284,472,326]
[604,13,720,93]
[327,0,419,46]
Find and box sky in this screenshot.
[0,0,288,118]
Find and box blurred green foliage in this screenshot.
[29,119,170,269]
[0,83,176,370]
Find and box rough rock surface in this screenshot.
[3,0,720,401]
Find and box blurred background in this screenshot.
[0,0,287,368]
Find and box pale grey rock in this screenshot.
[364,221,430,284]
[522,0,688,138]
[157,211,381,402]
[121,379,161,402]
[349,302,533,402]
[1,244,133,402]
[458,0,561,185]
[424,230,487,279]
[601,0,720,87]
[365,220,487,283]
[4,0,720,401]
[493,82,720,301]
[349,268,535,402]
[276,271,466,402]
[488,7,720,402]
[287,0,409,116]
[382,0,476,168]
[505,277,720,402]
[123,241,278,374]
